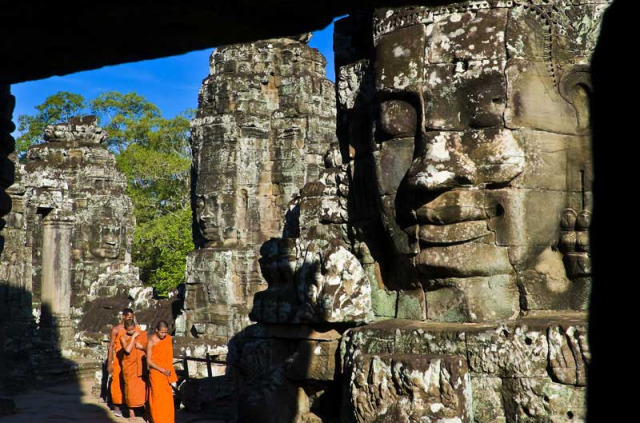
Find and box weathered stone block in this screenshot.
[396,288,425,320]
[505,59,580,135]
[471,377,506,423]
[547,324,589,386]
[375,24,426,91]
[284,339,338,382]
[423,64,507,131]
[502,378,586,423]
[366,262,397,318]
[343,353,471,423]
[467,325,548,378]
[519,270,590,312]
[341,314,588,423]
[427,8,508,64]
[372,138,414,196]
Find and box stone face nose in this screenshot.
[406,132,476,192]
[406,129,525,193]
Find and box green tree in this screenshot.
[134,208,194,295]
[90,91,193,222]
[16,90,194,296]
[16,91,86,160]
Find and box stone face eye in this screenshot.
[377,100,418,141]
[196,197,205,212]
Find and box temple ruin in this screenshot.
[0,117,165,391]
[0,0,620,421]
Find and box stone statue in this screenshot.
[361,0,604,322]
[333,1,607,422]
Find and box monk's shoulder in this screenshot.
[110,324,123,337]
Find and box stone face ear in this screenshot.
[559,65,592,135]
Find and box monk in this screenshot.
[120,318,147,421]
[146,321,178,423]
[107,308,135,418]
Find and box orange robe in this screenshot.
[148,334,177,423]
[121,331,148,408]
[110,327,126,405]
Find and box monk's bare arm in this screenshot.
[107,326,120,373]
[122,332,138,354]
[135,341,145,351]
[146,336,171,376]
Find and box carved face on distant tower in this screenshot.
[89,208,123,259]
[371,1,603,319]
[195,193,236,247]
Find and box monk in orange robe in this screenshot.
[146,321,178,423]
[108,308,135,417]
[120,318,148,421]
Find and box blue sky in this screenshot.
[11,23,335,135]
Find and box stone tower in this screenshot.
[22,116,139,341]
[182,36,336,342]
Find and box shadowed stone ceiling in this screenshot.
[0,0,438,84]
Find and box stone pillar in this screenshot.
[40,211,75,349]
[41,211,73,317]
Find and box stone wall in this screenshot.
[0,84,32,392]
[341,314,588,423]
[182,36,336,343]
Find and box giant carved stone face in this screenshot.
[371,2,599,321]
[89,209,123,259]
[195,193,238,248]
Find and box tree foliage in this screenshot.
[17,91,194,296]
[134,208,194,296]
[16,91,86,160]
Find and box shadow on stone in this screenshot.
[0,283,114,421]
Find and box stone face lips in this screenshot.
[184,37,336,341]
